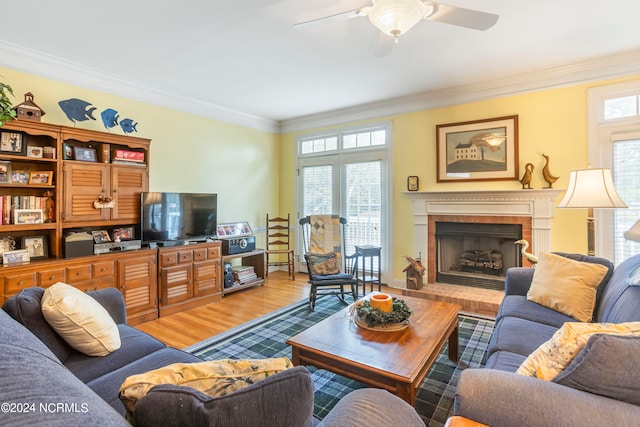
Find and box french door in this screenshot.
[298,153,387,280]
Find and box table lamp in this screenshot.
[625,219,640,243]
[557,168,628,256]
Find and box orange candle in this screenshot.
[370,293,393,313]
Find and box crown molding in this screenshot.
[0,41,279,134]
[2,41,638,135]
[279,49,640,134]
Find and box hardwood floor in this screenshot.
[135,270,402,349]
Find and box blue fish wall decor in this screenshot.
[101,108,119,129]
[58,98,97,123]
[120,118,138,134]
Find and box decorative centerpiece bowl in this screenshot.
[352,294,412,331]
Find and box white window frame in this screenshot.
[588,80,640,261]
[295,122,393,284]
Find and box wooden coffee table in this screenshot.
[286,294,461,405]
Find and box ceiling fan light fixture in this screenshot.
[369,0,432,40]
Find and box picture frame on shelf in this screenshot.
[407,176,419,191]
[0,161,11,183]
[73,146,97,162]
[91,229,111,243]
[63,144,73,160]
[3,249,30,265]
[436,115,519,183]
[113,226,134,241]
[0,236,16,258]
[21,236,48,260]
[26,145,43,158]
[11,170,30,184]
[43,146,56,159]
[0,130,27,156]
[14,209,44,224]
[28,171,53,185]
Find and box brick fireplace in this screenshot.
[406,190,562,288]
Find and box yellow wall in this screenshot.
[4,65,638,282]
[280,74,640,282]
[0,67,279,239]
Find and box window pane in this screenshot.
[371,130,386,146]
[343,134,356,149]
[614,138,640,264]
[302,165,333,216]
[344,161,381,259]
[301,139,313,154]
[326,137,338,151]
[604,96,638,120]
[356,132,371,147]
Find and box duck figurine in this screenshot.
[541,154,560,188]
[519,163,534,189]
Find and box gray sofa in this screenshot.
[454,253,640,426]
[1,287,424,426]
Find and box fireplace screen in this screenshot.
[436,222,522,290]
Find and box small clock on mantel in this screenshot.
[407,176,419,191]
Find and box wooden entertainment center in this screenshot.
[0,119,265,324]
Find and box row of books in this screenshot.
[0,195,49,225]
[231,265,258,285]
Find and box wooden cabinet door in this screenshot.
[193,259,220,297]
[118,253,158,323]
[159,264,192,306]
[62,162,110,222]
[111,165,148,221]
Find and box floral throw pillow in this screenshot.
[119,357,293,421]
[308,252,340,275]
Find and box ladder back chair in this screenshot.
[299,215,358,310]
[265,214,295,279]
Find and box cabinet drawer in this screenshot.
[5,273,37,293]
[93,260,115,277]
[72,277,114,293]
[38,268,66,287]
[207,245,221,258]
[65,265,92,283]
[159,251,178,267]
[177,250,193,263]
[193,248,207,262]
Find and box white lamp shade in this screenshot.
[625,219,640,243]
[558,168,628,209]
[368,0,433,37]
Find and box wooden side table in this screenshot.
[355,245,381,296]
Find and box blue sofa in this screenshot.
[1,287,425,426]
[454,253,640,426]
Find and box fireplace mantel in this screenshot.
[405,189,563,283]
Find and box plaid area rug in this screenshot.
[185,295,494,426]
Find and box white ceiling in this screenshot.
[2,0,640,132]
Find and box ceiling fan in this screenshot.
[294,0,499,43]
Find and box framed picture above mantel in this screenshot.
[436,115,519,183]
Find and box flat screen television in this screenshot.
[141,192,217,245]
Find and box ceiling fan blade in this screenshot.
[294,8,363,29]
[427,2,499,31]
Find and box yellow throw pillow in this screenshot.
[119,357,293,420]
[41,282,121,356]
[516,322,640,380]
[526,252,608,322]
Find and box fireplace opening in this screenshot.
[436,222,522,290]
